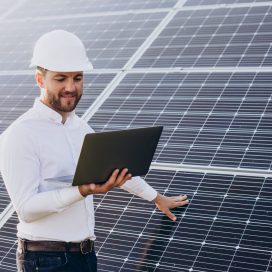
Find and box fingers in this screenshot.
[164,209,177,221]
[169,195,188,201]
[115,168,132,186]
[87,168,132,195]
[154,194,189,221]
[167,195,188,208]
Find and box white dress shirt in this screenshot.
[0,98,157,242]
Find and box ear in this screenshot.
[35,71,44,89]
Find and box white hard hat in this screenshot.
[30,29,93,72]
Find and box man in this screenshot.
[0,30,188,272]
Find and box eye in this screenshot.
[75,76,83,82]
[55,78,65,82]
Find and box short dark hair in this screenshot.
[36,66,48,75]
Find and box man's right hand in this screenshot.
[78,168,132,197]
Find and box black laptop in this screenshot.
[46,126,163,186]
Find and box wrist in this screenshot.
[151,192,161,204]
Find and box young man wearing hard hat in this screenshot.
[0,30,188,272]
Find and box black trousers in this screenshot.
[17,249,97,272]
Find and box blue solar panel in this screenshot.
[0,12,166,70]
[1,170,271,271]
[0,176,10,215]
[89,71,272,170]
[0,215,17,272]
[7,0,177,18]
[1,1,272,271]
[184,0,272,6]
[135,5,272,68]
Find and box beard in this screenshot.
[49,91,82,113]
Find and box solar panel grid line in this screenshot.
[0,70,121,76]
[129,67,272,74]
[234,5,271,68]
[95,208,165,262]
[3,9,174,24]
[0,171,270,270]
[0,0,28,21]
[190,8,236,69]
[103,74,172,130]
[0,239,15,267]
[0,205,14,230]
[82,0,186,122]
[179,73,236,166]
[183,174,236,271]
[225,174,266,272]
[1,67,272,78]
[0,215,18,271]
[95,214,181,239]
[178,1,272,11]
[3,0,272,23]
[266,255,272,272]
[96,188,138,257]
[237,94,272,168]
[155,175,268,270]
[0,194,12,219]
[134,5,272,69]
[0,70,35,76]
[151,73,215,160]
[95,188,267,212]
[206,71,258,166]
[124,171,216,270]
[95,172,178,271]
[96,230,179,270]
[4,0,179,21]
[211,12,260,68]
[118,171,180,271]
[88,70,268,169]
[0,12,168,70]
[95,210,151,233]
[81,71,126,121]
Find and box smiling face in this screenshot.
[35,69,84,121]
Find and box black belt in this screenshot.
[18,238,94,255]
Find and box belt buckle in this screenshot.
[80,239,92,255]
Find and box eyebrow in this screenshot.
[54,73,83,78]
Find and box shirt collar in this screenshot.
[33,98,76,125]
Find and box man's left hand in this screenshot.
[153,193,189,221]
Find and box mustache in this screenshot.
[59,91,78,97]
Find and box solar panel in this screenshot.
[0,0,22,18]
[184,0,272,6]
[1,0,272,271]
[7,0,177,18]
[0,215,18,272]
[0,12,166,70]
[0,176,10,215]
[89,71,272,170]
[92,170,272,272]
[134,5,272,68]
[1,170,271,271]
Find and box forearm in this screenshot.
[120,176,157,201]
[18,186,84,223]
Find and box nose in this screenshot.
[65,78,77,92]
